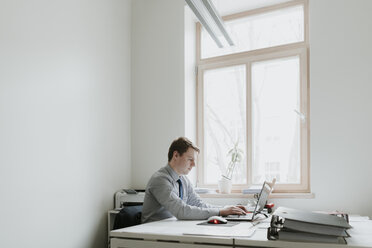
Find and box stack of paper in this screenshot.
[194,188,216,194]
[268,207,352,244]
[241,185,262,194]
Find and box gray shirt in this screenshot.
[141,164,220,223]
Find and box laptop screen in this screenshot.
[253,182,272,215]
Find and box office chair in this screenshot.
[113,205,143,229]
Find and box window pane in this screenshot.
[203,65,247,184]
[201,5,304,59]
[251,56,301,184]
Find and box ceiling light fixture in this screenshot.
[185,0,234,48]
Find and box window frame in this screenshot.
[196,0,310,193]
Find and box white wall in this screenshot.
[267,0,372,218]
[302,0,372,215]
[0,0,132,247]
[132,0,372,217]
[131,0,186,188]
[184,6,198,185]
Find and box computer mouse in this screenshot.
[207,216,228,224]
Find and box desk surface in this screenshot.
[110,216,372,248]
[111,218,234,245]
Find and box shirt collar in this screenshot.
[165,163,182,181]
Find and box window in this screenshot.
[196,0,309,193]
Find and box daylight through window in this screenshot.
[196,0,309,193]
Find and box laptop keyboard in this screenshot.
[227,213,253,219]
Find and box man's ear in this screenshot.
[173,151,179,159]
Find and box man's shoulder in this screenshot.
[154,165,170,176]
[148,167,172,184]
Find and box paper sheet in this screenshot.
[184,228,256,237]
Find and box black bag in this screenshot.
[113,205,143,229]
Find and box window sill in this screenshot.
[199,192,315,199]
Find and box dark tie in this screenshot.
[177,179,183,200]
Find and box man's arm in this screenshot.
[185,177,219,208]
[150,176,220,220]
[184,177,248,216]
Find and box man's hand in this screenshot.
[219,205,248,216]
[236,205,249,213]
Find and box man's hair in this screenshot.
[168,137,200,162]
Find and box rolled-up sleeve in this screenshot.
[150,176,220,220]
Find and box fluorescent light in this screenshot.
[185,0,234,48]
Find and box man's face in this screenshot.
[173,148,197,175]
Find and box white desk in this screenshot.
[110,217,372,248]
[111,218,233,248]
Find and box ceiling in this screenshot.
[211,0,292,16]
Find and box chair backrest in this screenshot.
[113,205,143,230]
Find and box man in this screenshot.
[141,137,247,223]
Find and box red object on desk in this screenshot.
[265,203,274,213]
[265,203,274,208]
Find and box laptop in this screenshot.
[225,180,274,221]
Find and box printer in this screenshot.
[114,189,145,209]
[108,189,145,248]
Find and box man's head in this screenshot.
[168,137,200,175]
